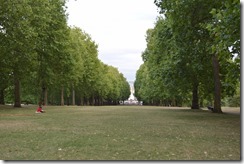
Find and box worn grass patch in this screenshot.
[0,105,240,160]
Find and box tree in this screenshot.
[0,0,37,107]
[0,1,132,107]
[67,27,85,105]
[135,0,240,111]
[30,0,71,105]
[119,73,131,102]
[205,0,240,112]
[151,0,240,112]
[78,32,100,105]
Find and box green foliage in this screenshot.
[207,0,240,57]
[223,83,240,107]
[0,0,130,106]
[135,0,240,108]
[205,0,240,98]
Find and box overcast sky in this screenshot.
[66,0,159,82]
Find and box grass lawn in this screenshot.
[0,105,240,160]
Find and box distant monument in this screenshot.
[128,81,136,101]
[122,81,142,105]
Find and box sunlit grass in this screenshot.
[0,105,240,160]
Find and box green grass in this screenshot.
[0,105,240,160]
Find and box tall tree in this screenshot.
[68,27,85,105]
[135,0,239,111]
[205,0,240,112]
[153,0,239,112]
[0,0,37,107]
[30,0,70,105]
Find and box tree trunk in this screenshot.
[100,98,103,105]
[212,54,222,113]
[86,98,89,105]
[0,88,5,105]
[14,76,21,107]
[61,86,64,106]
[80,96,84,106]
[66,96,70,105]
[90,95,94,106]
[191,81,199,109]
[72,88,75,105]
[44,88,48,105]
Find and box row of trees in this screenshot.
[0,0,130,107]
[135,0,240,113]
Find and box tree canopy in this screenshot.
[135,0,240,112]
[0,0,130,107]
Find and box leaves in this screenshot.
[135,0,240,106]
[0,0,130,105]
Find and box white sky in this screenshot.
[66,0,159,82]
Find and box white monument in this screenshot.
[128,81,136,101]
[122,81,142,105]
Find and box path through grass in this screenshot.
[0,105,240,160]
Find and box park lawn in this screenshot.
[0,105,240,160]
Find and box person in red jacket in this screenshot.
[36,100,45,113]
